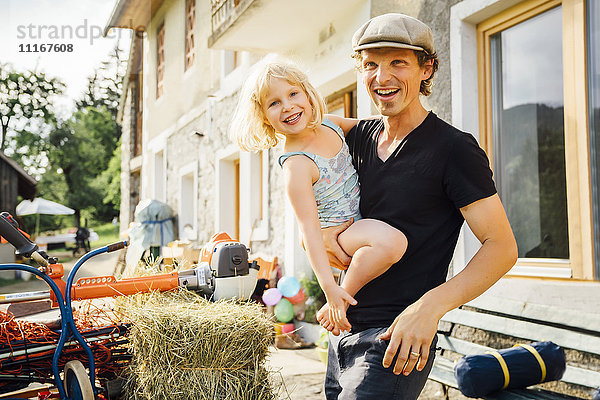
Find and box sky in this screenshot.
[1,0,132,118]
[500,5,563,110]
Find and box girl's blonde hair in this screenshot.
[230,58,327,151]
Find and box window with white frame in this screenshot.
[216,148,240,240]
[222,50,241,76]
[216,147,269,245]
[246,150,269,242]
[179,163,197,241]
[153,149,166,202]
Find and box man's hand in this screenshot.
[321,219,353,269]
[378,300,440,375]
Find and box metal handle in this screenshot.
[0,212,37,257]
[106,240,128,253]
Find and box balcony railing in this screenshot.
[208,0,358,51]
[210,0,253,47]
[211,0,233,34]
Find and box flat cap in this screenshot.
[352,13,434,54]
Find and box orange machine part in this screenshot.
[200,232,234,264]
[71,273,180,301]
[39,263,181,306]
[45,264,67,308]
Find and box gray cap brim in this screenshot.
[352,41,426,52]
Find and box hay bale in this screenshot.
[119,290,278,400]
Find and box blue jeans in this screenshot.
[325,327,437,400]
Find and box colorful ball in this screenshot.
[262,288,282,306]
[286,288,306,304]
[274,298,294,323]
[273,322,285,335]
[280,323,295,334]
[277,276,300,298]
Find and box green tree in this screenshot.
[38,45,125,227]
[95,139,121,211]
[6,45,125,230]
[0,63,64,156]
[76,44,125,119]
[72,43,125,222]
[45,106,119,227]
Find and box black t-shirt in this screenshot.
[345,112,497,331]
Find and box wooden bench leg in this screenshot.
[442,384,450,400]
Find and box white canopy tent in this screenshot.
[16,198,75,237]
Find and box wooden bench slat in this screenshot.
[430,357,458,388]
[467,296,600,334]
[485,388,573,400]
[441,309,600,356]
[437,334,492,355]
[561,364,600,388]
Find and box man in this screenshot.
[318,13,518,399]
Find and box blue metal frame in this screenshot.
[0,242,126,400]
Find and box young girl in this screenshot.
[230,59,408,333]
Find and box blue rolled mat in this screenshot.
[454,341,566,398]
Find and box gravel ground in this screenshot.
[274,367,467,399]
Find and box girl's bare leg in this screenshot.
[317,219,408,333]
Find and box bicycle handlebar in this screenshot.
[0,212,37,258]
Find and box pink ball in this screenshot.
[262,288,283,306]
[281,323,295,334]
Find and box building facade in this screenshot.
[106,0,600,294]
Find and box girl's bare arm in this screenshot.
[282,156,356,329]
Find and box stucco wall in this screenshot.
[144,0,222,145]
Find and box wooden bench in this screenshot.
[430,295,600,399]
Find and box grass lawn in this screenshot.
[90,222,120,248]
[45,222,121,264]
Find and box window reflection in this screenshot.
[491,6,568,259]
[588,0,600,277]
